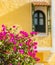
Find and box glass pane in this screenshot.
[39,13,43,17]
[34,18,38,25]
[34,13,38,17]
[39,19,43,25]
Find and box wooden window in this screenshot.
[33,10,46,32]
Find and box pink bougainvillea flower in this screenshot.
[26,39,32,46]
[13,41,16,44]
[2,24,5,27]
[33,42,38,52]
[33,42,38,45]
[13,25,16,28]
[10,39,16,44]
[2,24,6,31]
[15,34,19,40]
[30,31,38,36]
[18,36,23,39]
[28,51,32,56]
[10,33,14,37]
[33,47,37,52]
[2,27,6,31]
[13,46,16,51]
[3,31,7,35]
[9,63,12,65]
[20,31,29,37]
[28,50,37,58]
[32,52,36,58]
[0,32,3,40]
[10,37,16,44]
[3,32,7,40]
[0,31,7,40]
[19,43,23,47]
[35,58,40,61]
[33,45,37,49]
[19,49,24,54]
[18,62,20,65]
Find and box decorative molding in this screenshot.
[37,47,52,51]
[52,0,55,52]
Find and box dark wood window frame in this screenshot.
[33,10,46,33]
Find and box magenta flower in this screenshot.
[33,42,38,45]
[2,24,5,27]
[28,51,32,56]
[13,41,16,44]
[33,45,37,49]
[34,50,37,53]
[19,49,24,54]
[32,52,36,58]
[10,37,16,44]
[28,51,36,58]
[0,32,3,40]
[15,34,20,40]
[9,64,12,65]
[0,32,7,40]
[30,31,38,36]
[20,31,29,37]
[3,31,7,35]
[19,43,23,47]
[18,36,24,39]
[13,46,16,51]
[2,24,6,31]
[35,58,40,61]
[26,39,32,46]
[10,33,14,37]
[13,25,16,28]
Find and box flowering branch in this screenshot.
[0,24,40,65]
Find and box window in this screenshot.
[33,10,46,32]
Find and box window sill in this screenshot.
[37,33,47,37]
[37,47,52,51]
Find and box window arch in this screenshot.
[33,10,46,32]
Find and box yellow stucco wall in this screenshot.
[35,34,52,47]
[0,3,32,33]
[36,51,51,62]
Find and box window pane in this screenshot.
[39,19,43,25]
[34,13,38,17]
[34,18,38,25]
[39,13,43,17]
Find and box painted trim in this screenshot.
[37,47,52,51]
[52,0,55,52]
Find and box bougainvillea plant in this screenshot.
[0,25,39,65]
